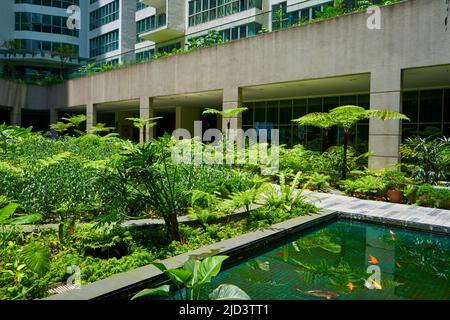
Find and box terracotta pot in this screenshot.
[387,189,403,203]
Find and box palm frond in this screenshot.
[221,107,248,118]
[202,108,222,116]
[366,109,410,121]
[22,243,51,275]
[292,112,335,128]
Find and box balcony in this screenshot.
[139,0,185,43]
[141,0,166,8]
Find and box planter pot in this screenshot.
[387,189,403,203]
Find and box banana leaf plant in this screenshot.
[132,255,250,300]
[0,203,42,225]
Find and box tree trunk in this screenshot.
[322,128,330,153]
[341,130,349,180]
[167,209,183,243]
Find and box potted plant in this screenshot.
[382,170,409,203]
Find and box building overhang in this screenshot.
[140,0,166,9]
[139,26,184,43]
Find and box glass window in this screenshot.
[419,90,443,123]
[402,91,419,123]
[279,100,292,124]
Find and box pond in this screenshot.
[194,220,450,300]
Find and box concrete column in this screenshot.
[10,106,21,126]
[222,87,243,133]
[86,102,97,134]
[50,108,58,125]
[368,69,402,170]
[140,96,154,143]
[175,106,201,137]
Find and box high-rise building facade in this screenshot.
[0,0,343,75]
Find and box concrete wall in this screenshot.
[0,78,49,124]
[48,0,450,107]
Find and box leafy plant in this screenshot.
[186,30,223,50]
[415,184,450,209]
[21,242,51,275]
[131,255,250,300]
[340,175,386,198]
[304,173,331,192]
[401,136,450,184]
[0,203,42,225]
[220,183,267,215]
[100,136,187,242]
[262,172,310,212]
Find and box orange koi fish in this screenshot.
[277,250,288,255]
[347,282,354,292]
[369,255,379,265]
[396,262,401,268]
[390,230,396,241]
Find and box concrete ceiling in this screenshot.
[59,67,450,113]
[154,90,223,108]
[403,65,450,90]
[243,74,371,101]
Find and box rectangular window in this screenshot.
[89,0,119,31]
[188,0,261,27]
[89,29,119,57]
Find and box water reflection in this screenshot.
[201,220,450,300]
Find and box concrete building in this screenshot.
[0,0,449,169]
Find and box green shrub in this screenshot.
[340,175,386,198]
[401,136,450,184]
[304,173,331,192]
[415,185,450,209]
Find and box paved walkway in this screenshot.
[302,190,450,234]
[16,190,450,235]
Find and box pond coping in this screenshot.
[43,209,337,300]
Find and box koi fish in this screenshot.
[396,262,401,268]
[237,256,244,261]
[390,230,396,241]
[297,289,339,300]
[277,250,288,255]
[347,282,354,292]
[369,255,379,265]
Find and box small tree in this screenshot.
[202,107,248,140]
[50,114,87,137]
[293,105,409,179]
[292,112,336,152]
[126,116,162,143]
